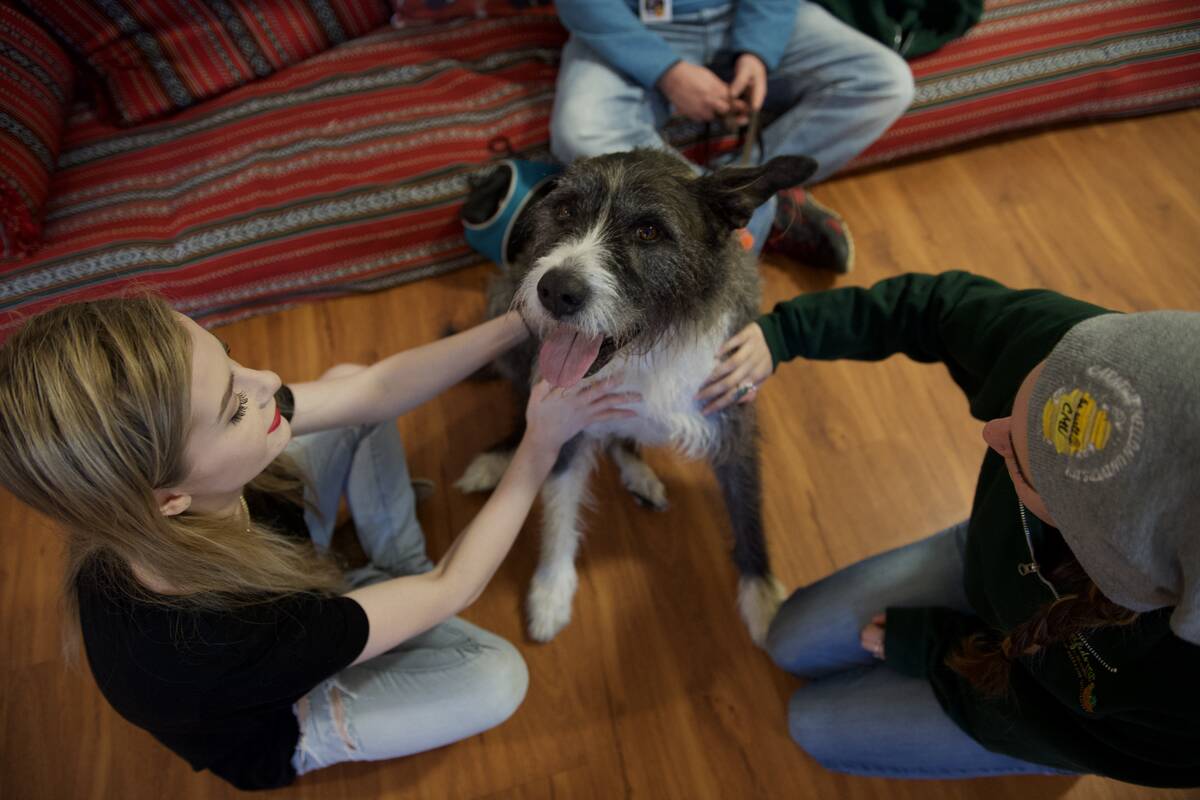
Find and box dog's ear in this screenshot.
[694,155,819,230]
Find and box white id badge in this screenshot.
[639,0,673,23]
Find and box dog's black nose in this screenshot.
[537,269,591,318]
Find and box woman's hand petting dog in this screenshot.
[860,613,887,660]
[698,322,774,415]
[525,377,641,456]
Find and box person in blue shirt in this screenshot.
[550,0,914,274]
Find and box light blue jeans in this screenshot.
[550,1,914,254]
[284,422,529,776]
[766,521,1075,779]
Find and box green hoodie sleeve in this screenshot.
[755,270,1111,421]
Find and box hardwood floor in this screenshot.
[3,108,1199,799]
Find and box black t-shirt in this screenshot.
[76,491,369,790]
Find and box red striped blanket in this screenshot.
[1,0,1196,340]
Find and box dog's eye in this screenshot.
[556,204,572,221]
[636,225,658,242]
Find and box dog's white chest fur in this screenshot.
[583,316,731,458]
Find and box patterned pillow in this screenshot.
[0,6,74,260]
[390,0,555,27]
[18,0,390,126]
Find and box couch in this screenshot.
[1,0,1197,342]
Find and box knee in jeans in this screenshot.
[871,49,916,110]
[551,98,645,163]
[786,687,839,760]
[764,612,792,668]
[891,55,916,109]
[470,638,530,727]
[764,597,820,672]
[551,106,603,163]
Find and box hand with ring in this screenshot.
[732,381,758,403]
[697,322,774,415]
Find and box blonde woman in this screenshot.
[0,296,638,790]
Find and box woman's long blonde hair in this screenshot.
[0,296,345,655]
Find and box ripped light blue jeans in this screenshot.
[284,421,528,776]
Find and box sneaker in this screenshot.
[765,187,855,274]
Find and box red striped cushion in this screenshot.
[0,16,566,338]
[20,0,390,126]
[854,0,1200,167]
[0,2,1196,342]
[0,6,74,260]
[390,0,556,27]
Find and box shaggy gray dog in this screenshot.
[458,149,816,645]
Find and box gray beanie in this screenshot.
[1026,311,1200,645]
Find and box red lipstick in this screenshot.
[268,405,282,434]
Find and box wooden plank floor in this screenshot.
[3,108,1199,800]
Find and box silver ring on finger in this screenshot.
[733,381,758,402]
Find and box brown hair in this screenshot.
[946,557,1139,694]
[0,296,345,658]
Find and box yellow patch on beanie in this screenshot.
[1041,388,1112,457]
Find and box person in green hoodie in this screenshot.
[697,270,1200,786]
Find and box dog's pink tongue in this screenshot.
[539,326,604,388]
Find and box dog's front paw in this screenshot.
[454,451,512,493]
[526,567,578,642]
[738,574,786,648]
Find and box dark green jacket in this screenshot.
[812,0,983,59]
[757,271,1200,788]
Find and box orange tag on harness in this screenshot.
[737,228,754,252]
